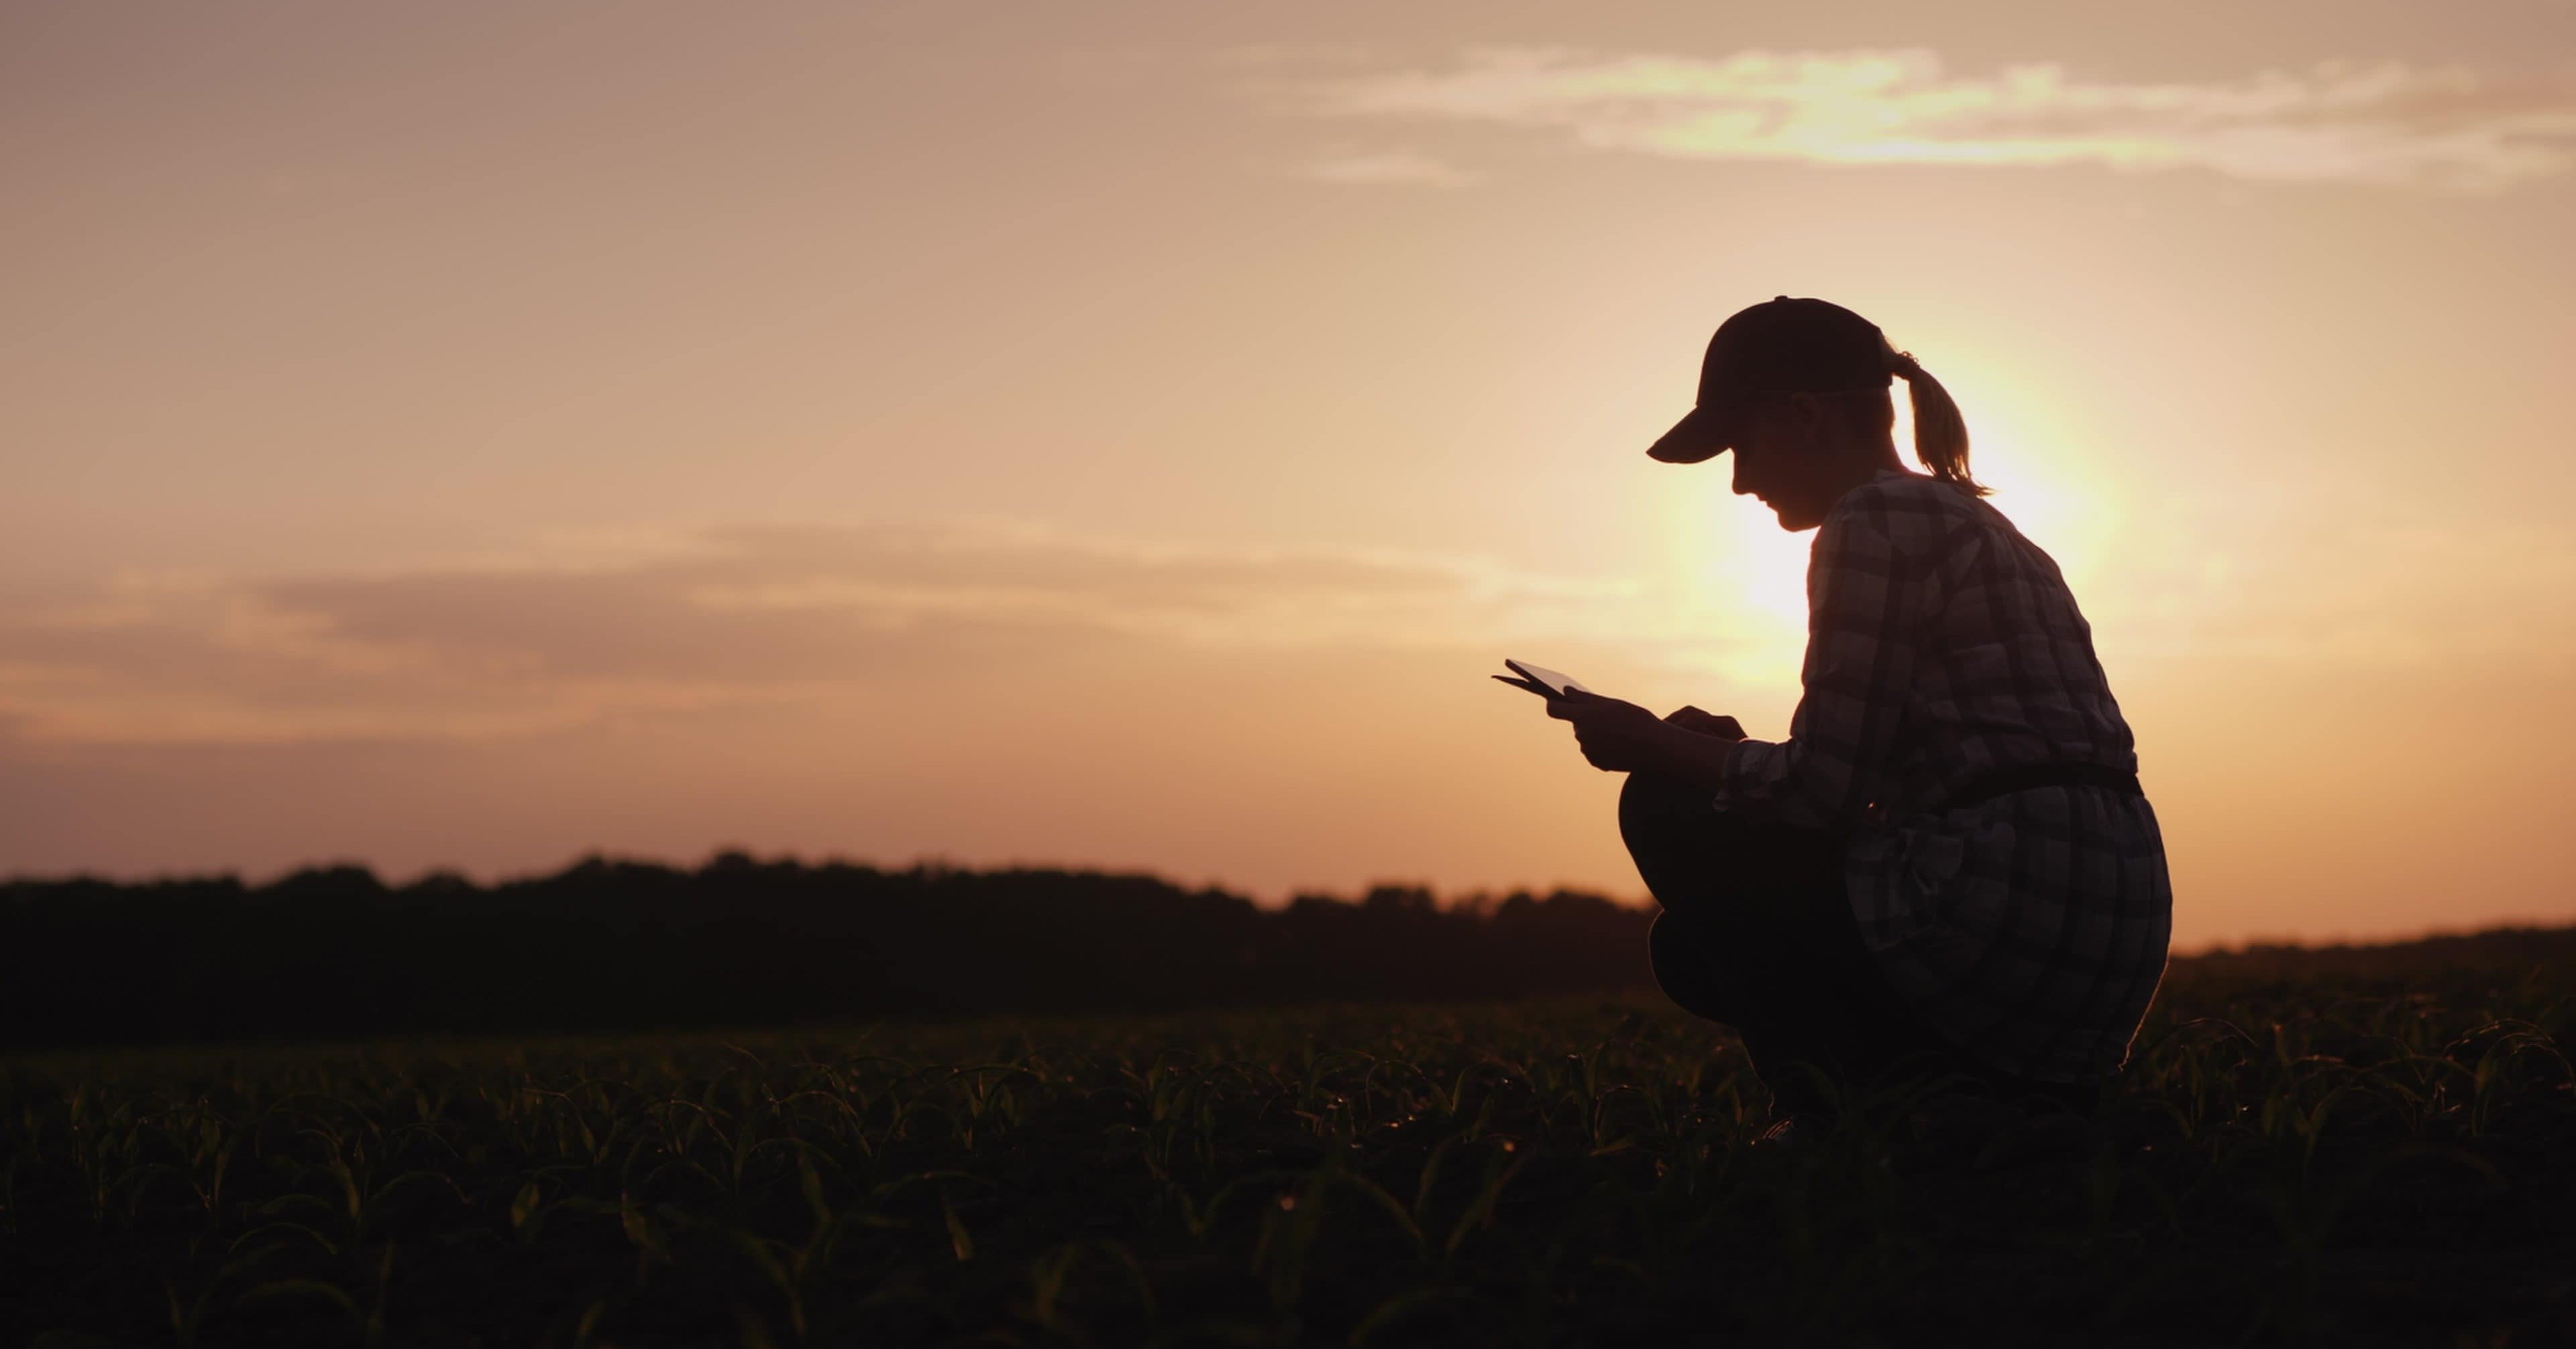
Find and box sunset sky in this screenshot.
[5,0,2573,947]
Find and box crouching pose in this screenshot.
[1546,296,2171,1121]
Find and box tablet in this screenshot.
[1493,658,1588,699]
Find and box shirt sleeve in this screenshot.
[1714,488,1932,830]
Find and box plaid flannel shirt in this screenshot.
[1714,470,2171,1083]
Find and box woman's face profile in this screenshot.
[1728,396,1843,533]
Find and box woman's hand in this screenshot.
[1544,692,1678,773]
[1546,693,1745,783]
[1662,706,1746,740]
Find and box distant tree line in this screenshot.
[9,854,2569,1050]
[0,856,1658,1048]
[2170,927,2576,983]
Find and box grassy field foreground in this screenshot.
[6,958,2575,1347]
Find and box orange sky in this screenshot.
[5,1,2573,947]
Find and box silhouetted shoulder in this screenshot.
[1820,471,1982,559]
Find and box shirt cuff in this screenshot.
[1708,737,1776,811]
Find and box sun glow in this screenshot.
[1719,505,1817,627]
[1945,380,2121,592]
[1644,381,2119,690]
[1972,453,2113,586]
[1653,466,1812,686]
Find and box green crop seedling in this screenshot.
[3,945,2573,1347]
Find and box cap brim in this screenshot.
[1646,405,1731,464]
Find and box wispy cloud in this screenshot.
[8,506,2562,749]
[0,525,1633,746]
[1296,149,1477,187]
[1307,48,2576,191]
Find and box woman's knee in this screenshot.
[1621,775,1839,914]
[1618,772,1705,845]
[1619,774,1724,910]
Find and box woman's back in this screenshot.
[1815,470,2140,821]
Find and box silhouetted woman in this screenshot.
[1546,296,2169,1123]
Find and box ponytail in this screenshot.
[1886,347,1987,496]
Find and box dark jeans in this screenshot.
[1621,773,2085,1117]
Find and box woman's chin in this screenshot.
[1773,506,1824,533]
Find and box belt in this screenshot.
[1937,762,2143,812]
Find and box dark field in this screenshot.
[7,944,2575,1348]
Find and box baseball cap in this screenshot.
[1646,296,1895,464]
